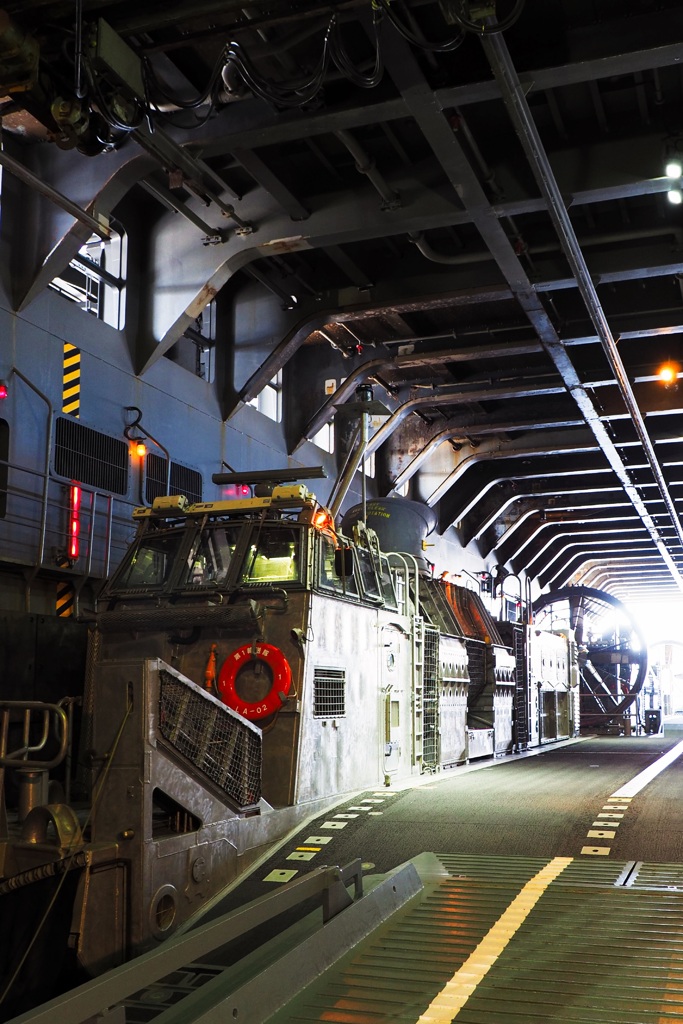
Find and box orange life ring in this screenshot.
[217,642,292,720]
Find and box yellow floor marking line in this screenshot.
[415,857,572,1023]
[611,740,683,798]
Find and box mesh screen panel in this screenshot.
[313,668,346,718]
[159,670,261,808]
[146,454,202,504]
[423,626,440,768]
[54,417,128,493]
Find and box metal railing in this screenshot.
[0,700,69,838]
[1,455,137,587]
[14,860,365,1024]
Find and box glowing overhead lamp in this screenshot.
[658,361,680,386]
[667,188,682,205]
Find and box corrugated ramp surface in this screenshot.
[268,853,683,1023]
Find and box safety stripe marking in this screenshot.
[62,343,80,417]
[611,740,683,798]
[296,846,322,852]
[263,869,298,883]
[56,582,74,617]
[304,835,333,845]
[415,857,572,1023]
[581,846,611,856]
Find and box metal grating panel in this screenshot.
[269,854,683,1024]
[145,454,203,504]
[54,416,128,494]
[423,625,440,769]
[158,670,261,808]
[313,667,346,718]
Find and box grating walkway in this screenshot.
[268,853,683,1023]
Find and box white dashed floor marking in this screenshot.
[319,820,347,829]
[305,835,333,845]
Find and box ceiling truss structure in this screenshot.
[2,0,683,601]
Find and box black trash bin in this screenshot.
[644,709,661,734]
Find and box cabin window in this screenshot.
[313,668,346,719]
[378,556,398,610]
[242,525,301,583]
[116,531,185,589]
[54,417,128,494]
[183,526,240,587]
[49,227,126,329]
[318,534,358,597]
[355,547,381,600]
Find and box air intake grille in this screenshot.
[313,668,346,718]
[158,670,261,809]
[54,416,128,494]
[423,625,440,768]
[146,454,202,504]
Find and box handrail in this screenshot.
[386,550,420,618]
[0,702,69,770]
[14,860,364,1024]
[0,453,136,585]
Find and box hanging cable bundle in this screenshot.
[373,0,465,52]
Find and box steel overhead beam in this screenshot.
[377,26,681,584]
[498,509,647,567]
[435,41,683,108]
[364,379,568,460]
[541,546,671,591]
[428,441,606,513]
[301,341,544,442]
[481,28,683,593]
[389,416,589,493]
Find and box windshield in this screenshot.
[241,525,302,584]
[115,530,186,589]
[183,525,241,587]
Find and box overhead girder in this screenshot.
[526,530,658,583]
[374,24,683,590]
[465,465,683,552]
[479,25,683,588]
[544,551,679,592]
[486,507,643,565]
[503,512,651,570]
[439,451,621,536]
[540,544,676,591]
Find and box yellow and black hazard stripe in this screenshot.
[56,578,75,617]
[63,343,80,416]
[55,554,75,617]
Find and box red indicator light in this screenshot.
[0,380,7,400]
[69,483,81,560]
